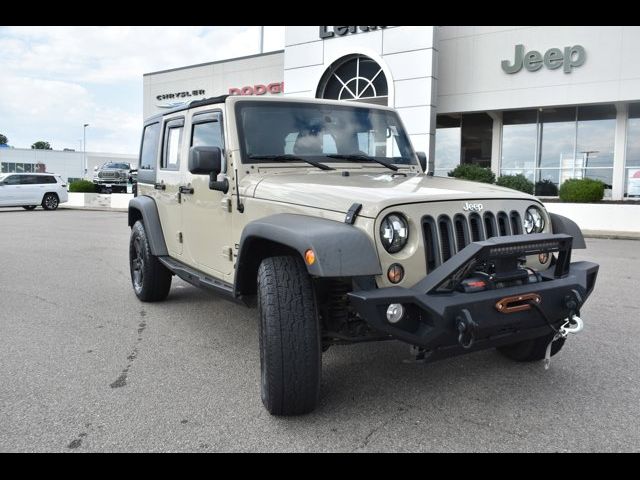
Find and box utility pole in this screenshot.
[260,26,264,53]
[83,124,89,177]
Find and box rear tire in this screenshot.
[497,332,565,362]
[41,193,59,210]
[257,255,321,416]
[129,220,172,302]
[22,206,37,210]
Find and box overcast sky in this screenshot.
[0,26,284,154]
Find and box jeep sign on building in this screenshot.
[143,26,640,200]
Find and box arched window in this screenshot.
[316,54,388,106]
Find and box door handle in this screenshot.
[179,186,194,195]
[154,183,166,190]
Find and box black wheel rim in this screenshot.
[132,236,144,293]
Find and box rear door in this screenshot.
[156,116,185,256]
[31,175,51,203]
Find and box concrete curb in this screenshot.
[60,205,127,212]
[583,231,640,241]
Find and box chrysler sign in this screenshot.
[156,89,205,101]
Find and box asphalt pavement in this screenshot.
[0,208,639,452]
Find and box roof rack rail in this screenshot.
[147,94,230,121]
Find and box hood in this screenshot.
[250,169,535,218]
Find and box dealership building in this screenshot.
[143,26,640,200]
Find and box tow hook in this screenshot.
[456,309,478,349]
[544,313,584,370]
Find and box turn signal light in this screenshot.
[387,263,404,284]
[304,249,316,265]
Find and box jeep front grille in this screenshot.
[422,210,522,272]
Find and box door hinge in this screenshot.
[222,246,233,261]
[221,197,232,212]
[177,232,183,243]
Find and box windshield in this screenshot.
[235,101,416,166]
[103,163,130,169]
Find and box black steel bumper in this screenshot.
[348,234,599,361]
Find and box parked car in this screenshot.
[0,173,68,210]
[93,162,133,193]
[128,95,599,416]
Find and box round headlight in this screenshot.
[524,206,545,234]
[380,213,409,253]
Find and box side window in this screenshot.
[4,175,22,185]
[162,119,184,170]
[140,122,160,170]
[43,175,57,184]
[19,175,35,184]
[191,114,224,150]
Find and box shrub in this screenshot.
[535,179,559,196]
[496,174,534,194]
[558,178,605,203]
[68,179,96,193]
[447,164,496,184]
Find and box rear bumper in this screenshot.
[348,234,599,361]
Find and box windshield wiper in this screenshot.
[248,154,334,171]
[325,154,398,172]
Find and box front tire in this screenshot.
[257,255,321,416]
[497,332,565,362]
[41,193,59,210]
[129,220,172,302]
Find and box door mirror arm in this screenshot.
[209,173,229,194]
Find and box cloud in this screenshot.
[0,26,282,83]
[0,26,285,154]
[0,74,140,153]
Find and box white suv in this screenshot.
[0,173,68,210]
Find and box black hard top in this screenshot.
[144,94,229,124]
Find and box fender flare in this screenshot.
[237,213,382,279]
[128,195,168,256]
[549,212,586,249]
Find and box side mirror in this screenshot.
[416,151,434,176]
[93,166,98,171]
[189,146,221,175]
[188,146,228,193]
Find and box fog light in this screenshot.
[387,263,404,284]
[386,303,405,324]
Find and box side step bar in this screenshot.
[158,256,237,300]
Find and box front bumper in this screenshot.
[93,179,128,186]
[348,233,599,361]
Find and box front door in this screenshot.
[181,109,233,278]
[0,174,21,205]
[156,116,185,256]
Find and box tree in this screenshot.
[31,141,52,150]
[0,134,7,145]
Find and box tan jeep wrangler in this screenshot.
[128,95,599,416]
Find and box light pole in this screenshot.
[83,123,89,177]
